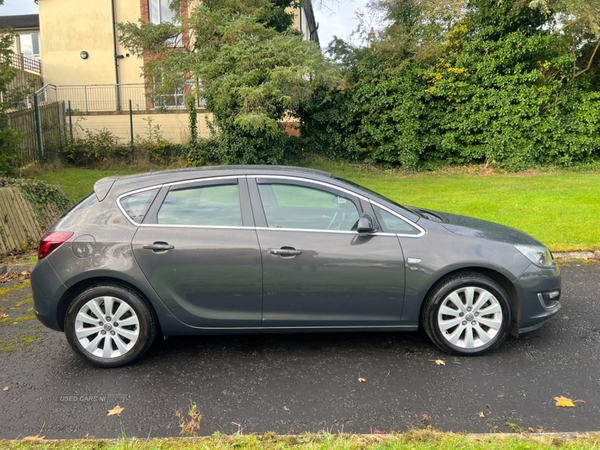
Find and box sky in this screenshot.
[0,0,370,49]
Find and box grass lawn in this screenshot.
[37,168,140,204]
[36,163,600,252]
[2,431,600,450]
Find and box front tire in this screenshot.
[422,273,511,356]
[65,283,157,368]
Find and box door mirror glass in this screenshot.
[356,213,378,234]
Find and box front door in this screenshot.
[132,177,262,328]
[249,177,406,328]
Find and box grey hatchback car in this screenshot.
[31,166,561,367]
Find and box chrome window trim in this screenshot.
[136,223,397,236]
[115,173,424,239]
[164,175,241,188]
[252,175,370,201]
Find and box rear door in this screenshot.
[130,176,263,328]
[248,176,407,328]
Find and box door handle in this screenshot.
[143,242,174,252]
[270,248,302,256]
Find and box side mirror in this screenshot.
[356,213,379,234]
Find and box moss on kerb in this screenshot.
[0,277,43,354]
[0,279,31,298]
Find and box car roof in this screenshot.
[94,165,335,201]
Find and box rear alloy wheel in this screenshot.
[422,273,511,356]
[65,284,157,367]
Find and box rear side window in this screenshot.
[120,189,159,223]
[374,206,421,235]
[157,184,242,226]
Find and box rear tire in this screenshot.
[422,273,511,356]
[64,283,157,368]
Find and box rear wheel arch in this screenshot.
[56,277,162,335]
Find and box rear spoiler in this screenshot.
[93,179,115,202]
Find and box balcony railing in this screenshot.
[0,53,42,75]
[31,83,206,112]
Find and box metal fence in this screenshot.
[35,83,207,112]
[8,100,65,166]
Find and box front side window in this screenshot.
[157,184,242,227]
[373,206,421,235]
[258,183,359,231]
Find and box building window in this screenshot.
[149,0,176,24]
[149,0,182,46]
[153,73,185,108]
[19,33,40,60]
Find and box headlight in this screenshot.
[514,244,553,267]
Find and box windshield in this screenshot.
[334,176,424,218]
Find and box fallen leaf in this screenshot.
[430,359,445,365]
[528,427,535,432]
[23,436,45,441]
[84,433,95,439]
[21,270,30,276]
[358,377,366,383]
[478,411,485,418]
[554,396,575,407]
[373,430,386,434]
[0,313,8,318]
[3,386,8,392]
[107,405,124,416]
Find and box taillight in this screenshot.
[38,231,74,259]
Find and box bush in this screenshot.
[63,129,129,166]
[300,0,600,171]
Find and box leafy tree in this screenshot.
[0,30,25,174]
[301,0,600,169]
[119,0,332,164]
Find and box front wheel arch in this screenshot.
[418,267,521,337]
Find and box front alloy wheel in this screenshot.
[423,273,511,356]
[65,284,156,367]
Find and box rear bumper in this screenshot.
[515,262,561,334]
[31,258,67,331]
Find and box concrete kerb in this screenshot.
[0,263,35,275]
[1,431,599,444]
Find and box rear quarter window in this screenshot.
[119,189,159,223]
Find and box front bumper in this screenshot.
[31,258,67,331]
[515,262,561,333]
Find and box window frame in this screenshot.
[149,0,183,47]
[18,33,40,60]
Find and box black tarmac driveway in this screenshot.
[1,263,599,439]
